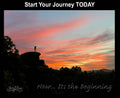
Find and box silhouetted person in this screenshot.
[34,46,36,52]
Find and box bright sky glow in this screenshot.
[4,10,115,71]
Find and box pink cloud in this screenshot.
[10,17,89,41]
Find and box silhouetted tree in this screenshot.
[3,36,25,92]
[4,36,19,56]
[71,66,81,73]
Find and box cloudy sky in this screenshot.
[4,10,115,71]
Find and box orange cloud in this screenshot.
[16,29,114,71]
[43,52,110,71]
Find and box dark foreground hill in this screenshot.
[1,36,117,96]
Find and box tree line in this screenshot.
[1,36,115,96]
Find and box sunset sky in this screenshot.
[4,10,115,71]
